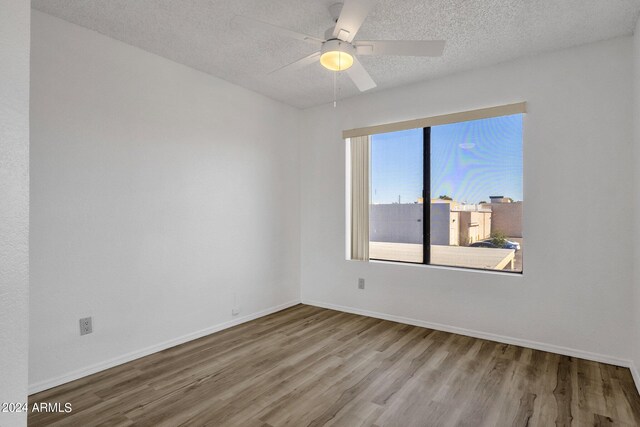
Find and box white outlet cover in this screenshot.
[79,317,92,335]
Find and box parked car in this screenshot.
[502,239,520,251]
[470,239,520,251]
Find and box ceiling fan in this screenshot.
[233,0,445,92]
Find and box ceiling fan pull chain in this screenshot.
[333,71,338,108]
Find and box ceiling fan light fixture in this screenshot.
[320,51,354,71]
[320,39,355,71]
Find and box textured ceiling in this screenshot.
[32,0,640,108]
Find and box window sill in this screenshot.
[358,258,524,277]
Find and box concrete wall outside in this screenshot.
[370,203,423,244]
[430,204,453,245]
[491,202,523,237]
[370,204,486,246]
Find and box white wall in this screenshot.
[29,11,300,390]
[633,17,640,385]
[301,36,635,363]
[0,1,30,426]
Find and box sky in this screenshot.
[370,114,523,204]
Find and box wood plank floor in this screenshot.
[29,304,640,426]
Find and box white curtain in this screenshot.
[350,135,370,261]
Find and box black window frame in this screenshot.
[422,126,431,265]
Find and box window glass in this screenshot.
[430,114,523,272]
[369,129,423,263]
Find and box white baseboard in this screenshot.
[28,299,301,395]
[303,299,635,371]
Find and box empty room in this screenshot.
[3,0,640,425]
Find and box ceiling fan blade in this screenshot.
[268,51,321,75]
[346,56,376,92]
[355,40,446,56]
[232,15,324,46]
[333,0,376,43]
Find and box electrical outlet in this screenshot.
[79,317,92,335]
[232,307,240,316]
[358,278,365,290]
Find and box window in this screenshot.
[355,110,523,273]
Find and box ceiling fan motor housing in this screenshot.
[321,39,355,56]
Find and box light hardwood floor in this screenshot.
[29,304,640,426]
